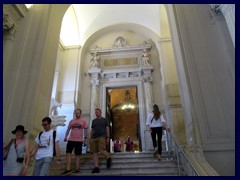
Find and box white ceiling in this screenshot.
[60,4,162,47]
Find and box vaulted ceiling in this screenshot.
[60,4,169,47]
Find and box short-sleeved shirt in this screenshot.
[68,118,88,142]
[91,117,109,139]
[35,129,59,160]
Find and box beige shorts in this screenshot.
[90,137,106,153]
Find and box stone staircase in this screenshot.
[49,151,179,176]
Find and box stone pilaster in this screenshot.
[142,66,154,151]
[88,68,101,122]
[142,66,154,114]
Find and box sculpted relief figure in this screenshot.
[142,48,151,65]
[113,36,128,48]
[90,53,99,68]
[49,98,66,130]
[50,98,62,115]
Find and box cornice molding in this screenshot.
[87,39,154,83]
[209,4,223,15]
[3,4,28,35]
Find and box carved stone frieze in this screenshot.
[88,38,154,83]
[129,71,141,78]
[3,13,15,33]
[3,4,28,35]
[209,4,222,15]
[116,72,129,78]
[101,73,115,79]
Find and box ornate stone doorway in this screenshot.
[88,37,155,152]
[106,87,141,152]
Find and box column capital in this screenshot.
[90,79,99,86]
[142,76,153,83]
[209,4,235,16]
[3,4,28,36]
[88,68,101,80]
[209,4,222,15]
[3,13,15,34]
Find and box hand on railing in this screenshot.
[163,127,170,132]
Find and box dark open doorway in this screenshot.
[106,86,141,152]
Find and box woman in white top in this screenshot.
[146,104,170,160]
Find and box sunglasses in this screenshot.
[42,123,49,126]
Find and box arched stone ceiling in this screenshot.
[60,4,163,47]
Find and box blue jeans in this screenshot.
[33,157,53,176]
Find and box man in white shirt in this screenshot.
[31,117,61,176]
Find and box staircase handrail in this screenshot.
[166,131,200,176]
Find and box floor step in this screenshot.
[49,151,179,176]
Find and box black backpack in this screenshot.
[38,130,56,156]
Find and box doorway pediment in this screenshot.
[88,37,154,82]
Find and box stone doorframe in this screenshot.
[88,37,155,151]
[100,81,146,151]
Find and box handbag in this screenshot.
[3,139,14,160]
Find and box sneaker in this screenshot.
[107,157,112,168]
[91,167,100,173]
[61,170,72,176]
[73,169,81,173]
[153,149,157,156]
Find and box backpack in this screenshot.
[38,130,56,156]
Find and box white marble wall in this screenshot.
[166,4,235,175]
[3,5,70,143]
[165,84,187,145]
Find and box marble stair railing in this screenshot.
[167,132,219,176]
